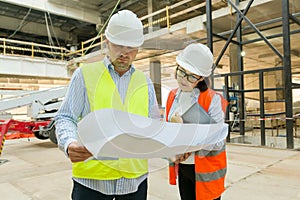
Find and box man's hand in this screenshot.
[67,141,93,163]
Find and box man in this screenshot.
[55,10,159,200]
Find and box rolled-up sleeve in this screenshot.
[206,94,226,150]
[55,68,89,155]
[208,94,225,123]
[146,77,160,119]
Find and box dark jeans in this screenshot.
[71,179,147,200]
[178,164,221,200]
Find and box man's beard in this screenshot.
[112,56,130,70]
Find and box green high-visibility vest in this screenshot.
[73,61,149,180]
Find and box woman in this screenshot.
[165,43,227,200]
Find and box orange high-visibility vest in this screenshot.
[166,88,228,200]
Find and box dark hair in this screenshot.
[195,77,210,92]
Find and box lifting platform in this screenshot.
[0,86,67,156]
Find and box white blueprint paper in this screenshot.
[78,108,228,159]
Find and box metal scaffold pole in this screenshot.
[282,0,294,149]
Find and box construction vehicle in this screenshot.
[0,86,67,147]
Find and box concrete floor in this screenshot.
[0,138,300,200]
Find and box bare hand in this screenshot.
[174,152,192,164]
[67,141,93,163]
[170,112,183,123]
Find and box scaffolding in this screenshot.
[206,0,300,149]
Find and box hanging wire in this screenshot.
[8,8,32,38]
[47,11,61,47]
[45,12,55,47]
[83,0,121,55]
[45,12,58,59]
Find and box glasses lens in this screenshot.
[176,68,186,77]
[176,66,200,83]
[187,76,199,83]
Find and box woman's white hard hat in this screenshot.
[176,43,214,77]
[105,10,144,47]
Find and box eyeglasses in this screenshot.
[176,66,201,83]
[109,42,139,52]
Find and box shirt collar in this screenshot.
[175,88,200,102]
[104,56,135,75]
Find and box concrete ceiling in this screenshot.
[0,0,97,45]
[0,0,299,93]
[134,0,300,89]
[0,0,210,45]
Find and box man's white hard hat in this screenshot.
[176,43,214,77]
[105,10,144,47]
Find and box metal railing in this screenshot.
[0,0,227,60]
[0,38,69,60]
[213,66,300,148]
[69,0,226,57]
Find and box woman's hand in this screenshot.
[67,141,93,163]
[170,112,183,123]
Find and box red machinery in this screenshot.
[0,119,52,156]
[0,86,67,156]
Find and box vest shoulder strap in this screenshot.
[198,89,228,114]
[166,88,228,119]
[165,88,178,121]
[198,89,214,113]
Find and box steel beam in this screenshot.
[228,0,283,59]
[215,0,254,68]
[259,71,266,146]
[282,0,294,149]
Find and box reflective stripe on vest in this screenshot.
[166,88,227,199]
[195,168,227,182]
[72,61,149,180]
[194,129,227,200]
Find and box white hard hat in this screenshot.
[176,43,214,77]
[105,10,144,47]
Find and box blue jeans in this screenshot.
[71,179,147,200]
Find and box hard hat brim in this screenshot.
[176,55,211,77]
[105,27,144,48]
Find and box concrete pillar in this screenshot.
[150,60,162,106]
[96,17,105,32]
[229,44,239,88]
[147,0,160,33]
[147,0,154,33]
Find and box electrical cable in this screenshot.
[47,11,61,47]
[43,0,52,45]
[8,8,32,39]
[45,12,57,58]
[83,0,121,55]
[42,0,57,51]
[45,12,53,46]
